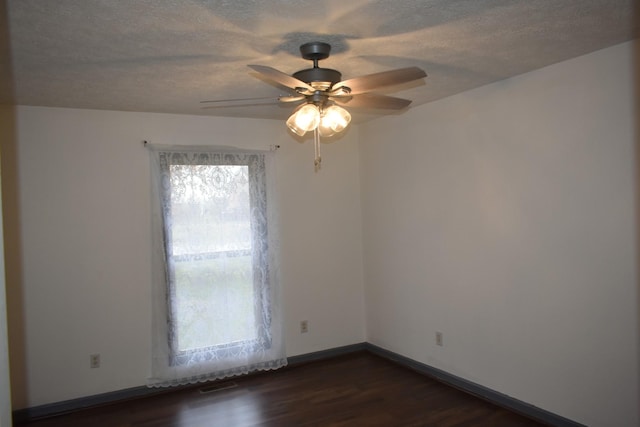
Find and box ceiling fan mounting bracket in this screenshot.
[299,42,331,63]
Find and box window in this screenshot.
[148,147,286,387]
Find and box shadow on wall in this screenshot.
[0,0,29,411]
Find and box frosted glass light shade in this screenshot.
[318,120,336,137]
[321,105,351,133]
[286,104,320,136]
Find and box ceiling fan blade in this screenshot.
[278,95,305,102]
[200,95,304,104]
[248,65,315,92]
[332,66,426,95]
[333,93,412,109]
[201,101,283,110]
[201,96,281,104]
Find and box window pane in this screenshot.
[169,165,251,255]
[173,256,257,350]
[169,165,257,352]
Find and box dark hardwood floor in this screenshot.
[16,352,547,426]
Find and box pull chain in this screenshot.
[314,127,322,172]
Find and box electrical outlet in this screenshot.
[90,353,100,369]
[300,320,309,333]
[436,332,443,347]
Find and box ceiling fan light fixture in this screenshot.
[286,104,320,136]
[242,42,425,168]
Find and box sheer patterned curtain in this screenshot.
[148,145,286,387]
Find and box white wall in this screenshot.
[360,41,639,427]
[9,107,365,408]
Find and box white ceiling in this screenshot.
[3,0,638,123]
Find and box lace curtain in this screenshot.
[148,145,286,387]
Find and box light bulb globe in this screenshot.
[322,105,351,133]
[286,104,321,136]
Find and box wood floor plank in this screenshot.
[16,352,547,426]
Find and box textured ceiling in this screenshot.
[3,0,639,123]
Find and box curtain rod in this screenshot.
[143,141,280,152]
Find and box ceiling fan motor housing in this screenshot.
[293,68,342,90]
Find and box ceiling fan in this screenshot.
[202,42,427,170]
